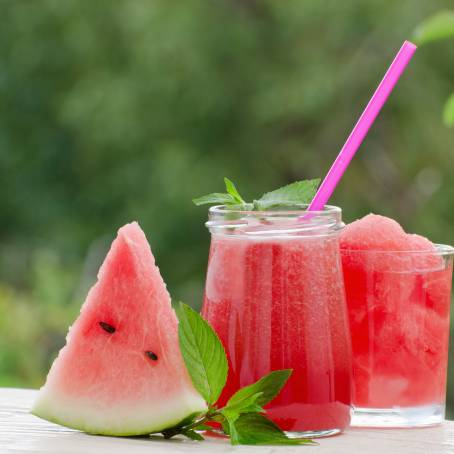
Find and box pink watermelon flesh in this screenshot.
[340,214,408,252]
[32,222,206,436]
[340,214,436,253]
[340,214,439,273]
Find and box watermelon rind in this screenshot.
[31,389,206,436]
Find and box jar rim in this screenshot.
[208,204,341,217]
[206,204,343,237]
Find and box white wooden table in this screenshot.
[2,389,454,454]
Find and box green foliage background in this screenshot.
[1,0,453,412]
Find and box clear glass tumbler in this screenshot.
[201,205,352,438]
[341,244,454,427]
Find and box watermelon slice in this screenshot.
[31,222,206,436]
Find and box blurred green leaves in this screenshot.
[443,94,454,127]
[413,10,454,126]
[0,252,79,387]
[413,11,454,45]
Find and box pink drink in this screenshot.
[202,206,352,436]
[340,214,454,426]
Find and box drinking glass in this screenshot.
[341,245,454,427]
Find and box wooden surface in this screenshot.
[1,388,454,454]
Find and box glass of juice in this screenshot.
[201,204,352,437]
[341,217,454,427]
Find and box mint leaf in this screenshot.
[219,371,298,446]
[192,177,246,207]
[182,429,205,441]
[192,193,236,206]
[220,392,264,444]
[221,392,264,425]
[175,303,228,405]
[253,179,320,210]
[229,413,313,445]
[226,369,292,408]
[443,92,454,127]
[193,424,212,431]
[413,10,454,45]
[224,177,245,204]
[221,415,239,444]
[223,392,264,416]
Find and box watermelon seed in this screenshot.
[145,351,158,361]
[99,322,116,334]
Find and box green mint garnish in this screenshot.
[156,303,313,446]
[193,177,320,210]
[191,192,238,207]
[225,369,292,408]
[225,413,314,445]
[174,302,228,404]
[223,177,246,205]
[192,177,246,207]
[253,178,320,210]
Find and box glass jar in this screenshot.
[201,204,352,437]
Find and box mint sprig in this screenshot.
[253,179,320,210]
[175,302,228,404]
[226,369,292,408]
[193,177,320,210]
[191,192,238,207]
[227,413,314,445]
[223,177,245,205]
[155,303,313,446]
[192,177,247,207]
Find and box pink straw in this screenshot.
[307,40,417,212]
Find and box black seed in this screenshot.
[145,351,158,361]
[99,322,115,334]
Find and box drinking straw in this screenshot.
[307,40,417,212]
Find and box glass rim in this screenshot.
[208,203,341,216]
[341,243,454,257]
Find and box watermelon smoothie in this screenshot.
[340,214,454,427]
[202,205,352,437]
